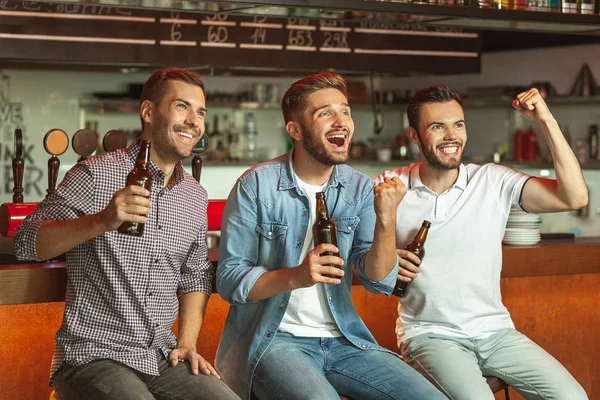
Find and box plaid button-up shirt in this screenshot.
[15,142,214,382]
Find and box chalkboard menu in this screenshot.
[0,0,481,75]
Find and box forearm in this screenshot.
[247,268,298,301]
[541,118,588,208]
[177,292,209,350]
[35,213,107,260]
[364,216,397,282]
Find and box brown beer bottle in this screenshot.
[118,140,152,237]
[313,191,340,278]
[393,220,431,298]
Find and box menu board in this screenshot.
[0,0,481,75]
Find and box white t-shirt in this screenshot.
[278,177,342,337]
[376,163,530,342]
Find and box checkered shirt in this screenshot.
[15,142,214,382]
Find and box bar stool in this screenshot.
[486,376,510,399]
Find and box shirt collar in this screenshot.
[278,148,349,192]
[409,163,468,191]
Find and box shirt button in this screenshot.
[148,292,153,296]
[361,344,366,348]
[296,242,301,247]
[266,332,272,338]
[158,225,162,230]
[155,323,160,327]
[268,231,272,236]
[250,363,255,369]
[303,211,308,216]
[348,226,352,231]
[154,259,159,263]
[279,302,286,308]
[328,296,332,301]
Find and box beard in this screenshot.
[151,115,199,161]
[300,122,350,166]
[417,133,463,170]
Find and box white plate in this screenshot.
[503,239,540,246]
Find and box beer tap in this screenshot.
[72,128,98,162]
[12,127,24,203]
[43,129,69,198]
[102,129,128,153]
[192,133,209,183]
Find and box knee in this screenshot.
[547,381,588,400]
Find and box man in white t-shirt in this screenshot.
[377,85,589,399]
[216,72,446,400]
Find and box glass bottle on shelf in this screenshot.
[244,112,258,161]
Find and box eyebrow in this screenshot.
[428,119,465,128]
[314,102,351,113]
[175,98,207,114]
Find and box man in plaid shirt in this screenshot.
[15,67,240,400]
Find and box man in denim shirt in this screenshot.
[216,72,445,400]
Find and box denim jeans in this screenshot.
[400,328,588,400]
[53,351,240,400]
[251,332,446,400]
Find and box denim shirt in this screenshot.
[215,152,399,399]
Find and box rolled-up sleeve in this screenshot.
[352,185,398,295]
[216,178,268,304]
[15,164,93,262]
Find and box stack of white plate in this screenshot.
[503,206,542,246]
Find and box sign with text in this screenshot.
[0,0,481,75]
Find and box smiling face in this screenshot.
[292,88,353,166]
[411,100,466,170]
[142,79,206,167]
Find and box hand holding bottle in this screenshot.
[98,185,151,233]
[293,243,345,288]
[395,249,421,284]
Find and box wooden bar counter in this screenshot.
[1,239,599,399]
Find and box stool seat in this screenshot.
[486,376,510,399]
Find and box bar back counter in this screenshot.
[1,234,598,399]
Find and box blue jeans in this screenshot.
[251,332,446,400]
[53,350,240,400]
[400,328,588,400]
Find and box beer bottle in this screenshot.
[313,191,340,278]
[393,220,431,298]
[118,140,152,236]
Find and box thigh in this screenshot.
[251,333,339,400]
[53,360,155,400]
[480,329,588,400]
[326,340,447,400]
[148,357,240,400]
[401,334,494,400]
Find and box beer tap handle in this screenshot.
[47,156,60,197]
[192,155,203,183]
[43,129,69,199]
[12,128,24,203]
[192,133,209,183]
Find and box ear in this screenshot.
[140,100,153,124]
[286,121,302,142]
[408,126,420,145]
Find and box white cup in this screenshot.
[377,148,392,162]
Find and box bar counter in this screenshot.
[1,238,599,399]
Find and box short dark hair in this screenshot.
[140,67,205,129]
[281,72,347,123]
[407,85,463,132]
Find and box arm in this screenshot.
[513,89,588,213]
[364,177,406,282]
[34,185,150,260]
[168,292,220,377]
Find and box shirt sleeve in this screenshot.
[14,163,95,262]
[178,196,214,297]
[216,177,269,304]
[490,164,531,214]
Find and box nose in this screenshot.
[332,112,347,128]
[185,110,202,130]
